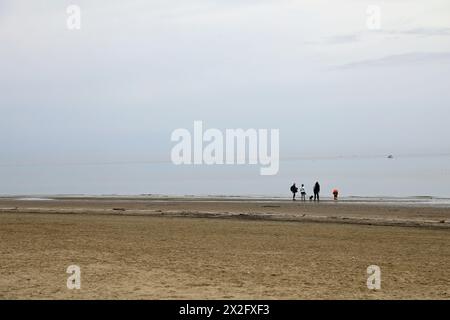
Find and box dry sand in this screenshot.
[0,197,449,299]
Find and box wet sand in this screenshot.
[0,197,449,299]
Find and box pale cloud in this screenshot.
[375,27,450,37]
[335,51,450,69]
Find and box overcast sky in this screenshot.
[1,0,450,167]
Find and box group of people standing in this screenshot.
[290,182,338,201]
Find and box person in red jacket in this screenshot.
[332,189,339,201]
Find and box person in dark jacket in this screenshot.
[290,183,298,201]
[313,182,320,201]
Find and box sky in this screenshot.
[1,0,450,195]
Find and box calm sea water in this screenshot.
[0,155,449,198]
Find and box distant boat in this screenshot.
[387,155,394,159]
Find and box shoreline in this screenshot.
[2,194,450,206]
[1,197,450,229]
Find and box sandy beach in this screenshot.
[0,196,449,299]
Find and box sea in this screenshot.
[1,154,449,200]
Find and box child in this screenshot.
[300,184,306,201]
[332,189,339,201]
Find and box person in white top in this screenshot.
[300,184,306,201]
